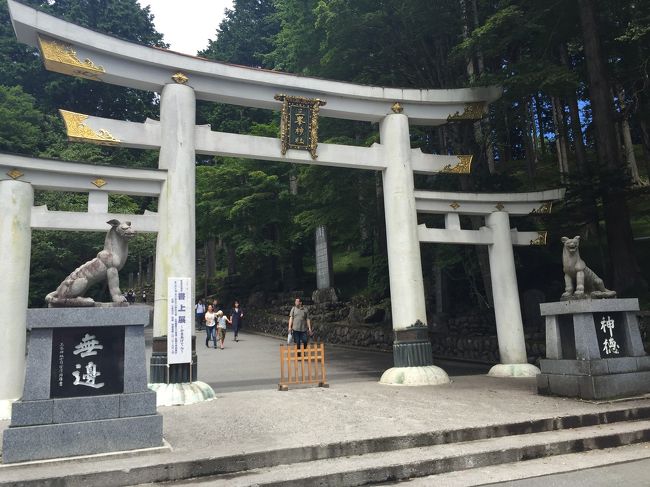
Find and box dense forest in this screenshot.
[1,0,649,314]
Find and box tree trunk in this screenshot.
[206,237,216,278]
[559,45,588,175]
[578,0,644,293]
[524,98,537,179]
[640,119,650,179]
[566,94,588,175]
[226,243,237,276]
[551,96,570,182]
[534,94,547,156]
[617,88,641,185]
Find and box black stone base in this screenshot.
[538,357,650,400]
[150,336,197,383]
[393,339,434,368]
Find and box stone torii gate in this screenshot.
[0,152,163,417]
[415,189,565,377]
[3,0,563,405]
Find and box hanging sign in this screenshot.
[167,277,192,364]
[274,94,326,159]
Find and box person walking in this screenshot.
[230,300,244,342]
[195,298,206,331]
[288,297,312,350]
[204,304,217,349]
[216,310,228,349]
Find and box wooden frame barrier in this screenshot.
[279,343,329,391]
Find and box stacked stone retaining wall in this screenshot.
[243,300,649,364]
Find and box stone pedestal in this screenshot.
[2,307,163,463]
[150,336,198,383]
[537,298,650,400]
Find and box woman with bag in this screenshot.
[204,304,217,349]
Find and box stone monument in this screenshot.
[537,236,650,400]
[2,307,164,463]
[2,220,164,463]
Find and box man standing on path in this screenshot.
[288,297,312,349]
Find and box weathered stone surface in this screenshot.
[27,306,152,329]
[364,307,386,324]
[52,395,120,423]
[119,391,157,417]
[540,298,639,316]
[124,324,148,393]
[10,400,53,427]
[2,414,163,463]
[45,220,135,307]
[312,287,338,305]
[560,236,616,301]
[22,328,53,401]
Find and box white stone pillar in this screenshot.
[0,180,33,418]
[378,113,449,386]
[485,211,539,377]
[153,83,196,337]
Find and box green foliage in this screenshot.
[0,85,42,153]
[201,0,279,65]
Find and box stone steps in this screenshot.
[151,418,650,486]
[3,405,650,486]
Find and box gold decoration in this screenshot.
[91,178,107,188]
[449,202,461,210]
[530,201,553,214]
[7,169,24,180]
[171,72,189,84]
[447,102,486,121]
[391,102,403,113]
[59,109,120,146]
[441,155,473,174]
[530,232,548,246]
[495,202,505,211]
[38,35,105,80]
[274,94,326,159]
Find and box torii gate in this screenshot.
[1,0,563,411]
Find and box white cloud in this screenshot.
[140,0,233,55]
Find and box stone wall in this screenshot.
[244,299,393,351]
[243,297,649,364]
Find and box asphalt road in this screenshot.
[145,327,490,393]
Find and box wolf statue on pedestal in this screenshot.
[561,236,616,300]
[45,219,135,307]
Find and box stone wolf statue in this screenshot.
[45,219,136,307]
[561,236,616,300]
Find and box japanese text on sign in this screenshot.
[168,277,192,364]
[600,315,620,355]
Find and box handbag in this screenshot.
[287,331,294,345]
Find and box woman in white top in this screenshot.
[216,310,229,349]
[204,304,217,349]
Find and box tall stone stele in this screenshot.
[537,236,650,400]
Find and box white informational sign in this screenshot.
[167,277,192,365]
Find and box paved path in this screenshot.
[147,328,491,393]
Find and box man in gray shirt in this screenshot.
[288,297,312,349]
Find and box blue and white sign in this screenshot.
[167,277,192,364]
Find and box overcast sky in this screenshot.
[140,0,234,55]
